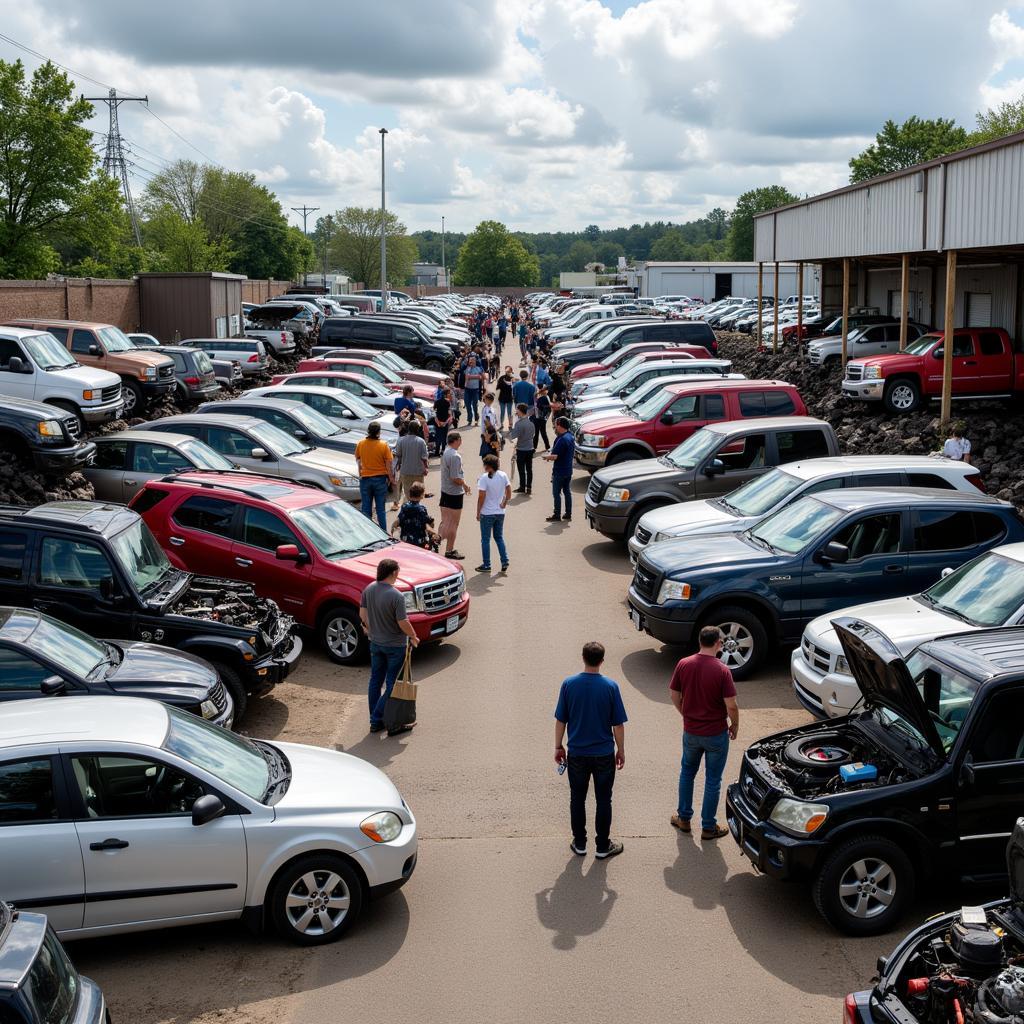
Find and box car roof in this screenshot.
[157,345,198,355]
[3,319,110,329]
[700,416,827,435]
[921,627,1024,681]
[661,378,793,394]
[95,429,201,445]
[0,903,46,988]
[318,356,376,366]
[153,472,336,510]
[0,696,169,750]
[208,397,311,415]
[809,486,1003,512]
[782,454,976,480]
[142,413,266,430]
[282,370,365,381]
[251,385,344,398]
[0,500,138,535]
[0,325,59,341]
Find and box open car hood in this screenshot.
[1008,817,1024,905]
[832,617,946,757]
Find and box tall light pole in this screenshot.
[441,215,446,291]
[379,127,388,312]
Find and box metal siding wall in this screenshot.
[944,144,1024,249]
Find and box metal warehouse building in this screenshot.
[753,129,1024,418]
[626,261,818,302]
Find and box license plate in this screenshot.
[446,614,460,634]
[630,609,643,631]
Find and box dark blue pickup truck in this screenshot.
[626,487,1024,679]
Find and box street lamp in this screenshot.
[379,127,388,312]
[441,215,446,291]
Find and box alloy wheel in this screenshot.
[324,614,359,659]
[285,869,351,936]
[890,385,915,410]
[838,857,895,919]
[716,620,755,670]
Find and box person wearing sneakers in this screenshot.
[543,416,575,522]
[554,642,627,860]
[668,626,739,841]
[475,453,511,574]
[439,431,471,561]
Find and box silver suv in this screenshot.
[245,385,398,438]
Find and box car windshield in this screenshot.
[97,326,135,352]
[608,355,643,381]
[332,392,376,419]
[28,614,108,678]
[110,520,173,591]
[630,387,673,421]
[23,929,78,1024]
[281,402,345,437]
[378,355,409,375]
[251,422,306,456]
[292,498,390,557]
[179,440,234,470]
[663,428,722,469]
[921,552,1024,627]
[193,350,214,374]
[748,496,844,554]
[164,706,269,801]
[720,469,803,517]
[22,332,77,370]
[905,334,940,356]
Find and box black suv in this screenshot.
[0,395,96,475]
[319,317,455,372]
[0,901,108,1024]
[728,619,1024,935]
[0,501,301,717]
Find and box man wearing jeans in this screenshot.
[554,642,627,859]
[543,417,575,523]
[669,626,740,840]
[355,421,394,530]
[359,558,420,735]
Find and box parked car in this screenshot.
[317,317,455,372]
[807,321,929,368]
[627,488,1024,679]
[793,541,1024,718]
[0,501,300,716]
[136,413,361,501]
[843,328,1024,412]
[85,430,237,502]
[571,358,738,411]
[791,311,892,344]
[728,620,1024,934]
[629,454,987,563]
[0,394,96,475]
[0,326,123,431]
[584,417,840,541]
[271,369,435,404]
[572,371,745,424]
[132,472,470,663]
[160,345,221,405]
[574,379,807,469]
[0,901,107,1024]
[0,696,416,944]
[243,304,300,354]
[127,332,161,347]
[3,319,174,416]
[180,338,270,377]
[553,321,718,372]
[571,347,708,383]
[211,356,244,390]
[307,348,446,388]
[243,385,398,438]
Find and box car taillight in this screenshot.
[967,473,986,492]
[248,354,260,362]
[281,332,287,342]
[184,376,200,385]
[843,993,858,1024]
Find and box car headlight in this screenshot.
[403,590,421,612]
[140,366,157,380]
[37,419,63,438]
[769,798,829,836]
[653,530,683,543]
[835,655,850,675]
[581,433,605,447]
[82,389,95,400]
[863,366,882,380]
[330,475,359,488]
[360,811,403,843]
[656,579,691,604]
[200,699,219,720]
[605,486,630,502]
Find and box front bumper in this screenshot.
[790,646,858,719]
[626,587,696,646]
[81,396,125,424]
[33,439,96,474]
[627,531,651,564]
[584,495,632,537]
[353,819,418,891]
[247,633,303,692]
[410,595,470,641]
[841,379,884,401]
[574,444,608,468]
[141,379,176,398]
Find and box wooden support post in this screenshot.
[756,262,763,347]
[772,262,780,353]
[841,258,850,368]
[797,262,804,358]
[941,249,957,426]
[899,253,910,351]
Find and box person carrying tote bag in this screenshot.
[383,642,417,736]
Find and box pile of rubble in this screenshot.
[718,332,1024,506]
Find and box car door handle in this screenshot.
[964,360,977,366]
[883,564,904,574]
[124,478,136,486]
[235,557,253,567]
[33,599,55,612]
[89,838,129,851]
[169,536,185,546]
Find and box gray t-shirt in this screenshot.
[395,434,428,476]
[441,447,465,494]
[509,416,536,452]
[360,580,408,647]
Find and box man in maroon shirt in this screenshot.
[668,626,740,840]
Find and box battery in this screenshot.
[839,762,878,783]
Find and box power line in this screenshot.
[291,205,319,235]
[0,31,115,91]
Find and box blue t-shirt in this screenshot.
[512,379,536,407]
[551,431,575,475]
[554,672,628,756]
[394,396,417,416]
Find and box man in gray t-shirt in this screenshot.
[359,558,419,733]
[438,431,471,560]
[509,403,537,494]
[394,427,429,507]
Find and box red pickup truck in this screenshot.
[573,378,806,468]
[842,327,1023,412]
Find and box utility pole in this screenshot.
[379,128,388,312]
[291,205,319,235]
[441,215,446,290]
[84,88,148,246]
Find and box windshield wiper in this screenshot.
[716,497,738,514]
[745,532,774,552]
[919,592,977,625]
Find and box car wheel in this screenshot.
[605,449,643,466]
[698,605,767,680]
[823,355,840,369]
[122,379,143,416]
[270,854,363,946]
[883,378,920,413]
[425,358,444,373]
[812,835,912,936]
[212,664,247,721]
[319,606,368,664]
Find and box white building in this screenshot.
[626,261,819,303]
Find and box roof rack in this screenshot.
[154,470,326,499]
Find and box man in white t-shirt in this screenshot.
[476,454,512,574]
[942,426,972,463]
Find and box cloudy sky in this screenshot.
[4,0,1024,234]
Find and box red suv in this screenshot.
[573,378,807,468]
[129,472,469,664]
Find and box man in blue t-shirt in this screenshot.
[511,369,536,414]
[554,641,627,859]
[543,416,575,522]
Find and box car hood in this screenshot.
[577,411,640,435]
[639,499,743,537]
[639,530,780,576]
[292,448,359,475]
[62,365,122,387]
[595,457,679,488]
[127,351,175,370]
[329,541,463,589]
[106,641,218,700]
[272,740,404,815]
[577,374,615,391]
[386,382,435,401]
[849,353,919,370]
[575,397,626,416]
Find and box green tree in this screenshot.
[706,207,729,239]
[648,229,689,261]
[849,116,968,183]
[971,97,1024,144]
[583,224,600,241]
[538,252,560,288]
[452,220,539,287]
[726,185,800,260]
[327,207,416,288]
[595,241,620,268]
[565,239,596,271]
[143,206,233,272]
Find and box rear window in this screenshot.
[912,509,1006,551]
[172,495,236,538]
[775,429,830,464]
[907,472,957,489]
[130,487,170,514]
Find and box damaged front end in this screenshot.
[171,575,290,637]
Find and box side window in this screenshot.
[309,394,340,417]
[47,327,68,344]
[803,476,845,495]
[393,327,418,345]
[38,538,113,590]
[979,332,1006,356]
[0,758,57,823]
[832,512,902,560]
[94,440,128,471]
[967,689,1024,763]
[256,409,297,433]
[952,335,975,358]
[70,329,96,355]
[204,427,257,458]
[0,337,24,366]
[354,322,389,341]
[172,496,236,538]
[169,352,186,371]
[715,433,766,471]
[240,507,303,552]
[703,394,725,419]
[131,443,190,474]
[0,530,27,581]
[852,472,905,488]
[339,379,362,394]
[665,395,700,420]
[738,392,767,417]
[0,648,51,691]
[71,755,204,818]
[972,512,1007,546]
[151,421,202,441]
[912,509,1004,551]
[648,326,675,341]
[775,429,830,464]
[907,472,956,489]
[763,391,796,416]
[617,329,642,344]
[130,488,169,515]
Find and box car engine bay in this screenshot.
[171,576,287,636]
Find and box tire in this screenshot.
[883,378,921,413]
[812,835,913,936]
[425,358,444,373]
[697,605,768,681]
[122,379,143,416]
[823,355,841,370]
[212,663,247,722]
[319,605,368,665]
[269,853,363,946]
[605,448,644,466]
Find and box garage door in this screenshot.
[965,292,992,328]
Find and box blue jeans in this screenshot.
[464,390,480,423]
[499,400,513,424]
[552,474,572,517]
[368,641,407,727]
[677,730,730,831]
[360,475,388,530]
[479,513,508,568]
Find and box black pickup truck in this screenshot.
[0,500,301,717]
[0,395,96,475]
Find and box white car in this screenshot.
[792,543,1024,718]
[1,697,416,945]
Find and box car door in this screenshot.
[0,528,30,609]
[695,431,768,499]
[653,392,716,454]
[906,508,1008,594]
[975,331,1014,393]
[67,752,246,929]
[203,425,279,476]
[87,439,128,502]
[0,336,34,401]
[929,333,977,395]
[0,754,85,933]
[165,494,240,580]
[69,327,102,371]
[772,427,833,468]
[123,441,194,503]
[0,645,80,704]
[229,506,313,619]
[853,325,888,357]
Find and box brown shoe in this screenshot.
[670,813,691,833]
[701,825,729,841]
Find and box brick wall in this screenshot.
[241,280,294,303]
[0,279,141,330]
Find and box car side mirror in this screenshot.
[932,347,944,360]
[275,543,304,562]
[99,576,120,602]
[940,566,954,579]
[7,355,26,373]
[88,344,101,356]
[191,793,225,827]
[818,541,849,564]
[293,429,309,440]
[703,458,725,476]
[660,413,676,426]
[960,755,976,789]
[40,675,66,696]
[343,410,356,418]
[250,447,269,460]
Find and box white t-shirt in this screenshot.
[478,471,510,515]
[943,436,971,460]
[481,404,500,433]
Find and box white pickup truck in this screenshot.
[0,326,123,431]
